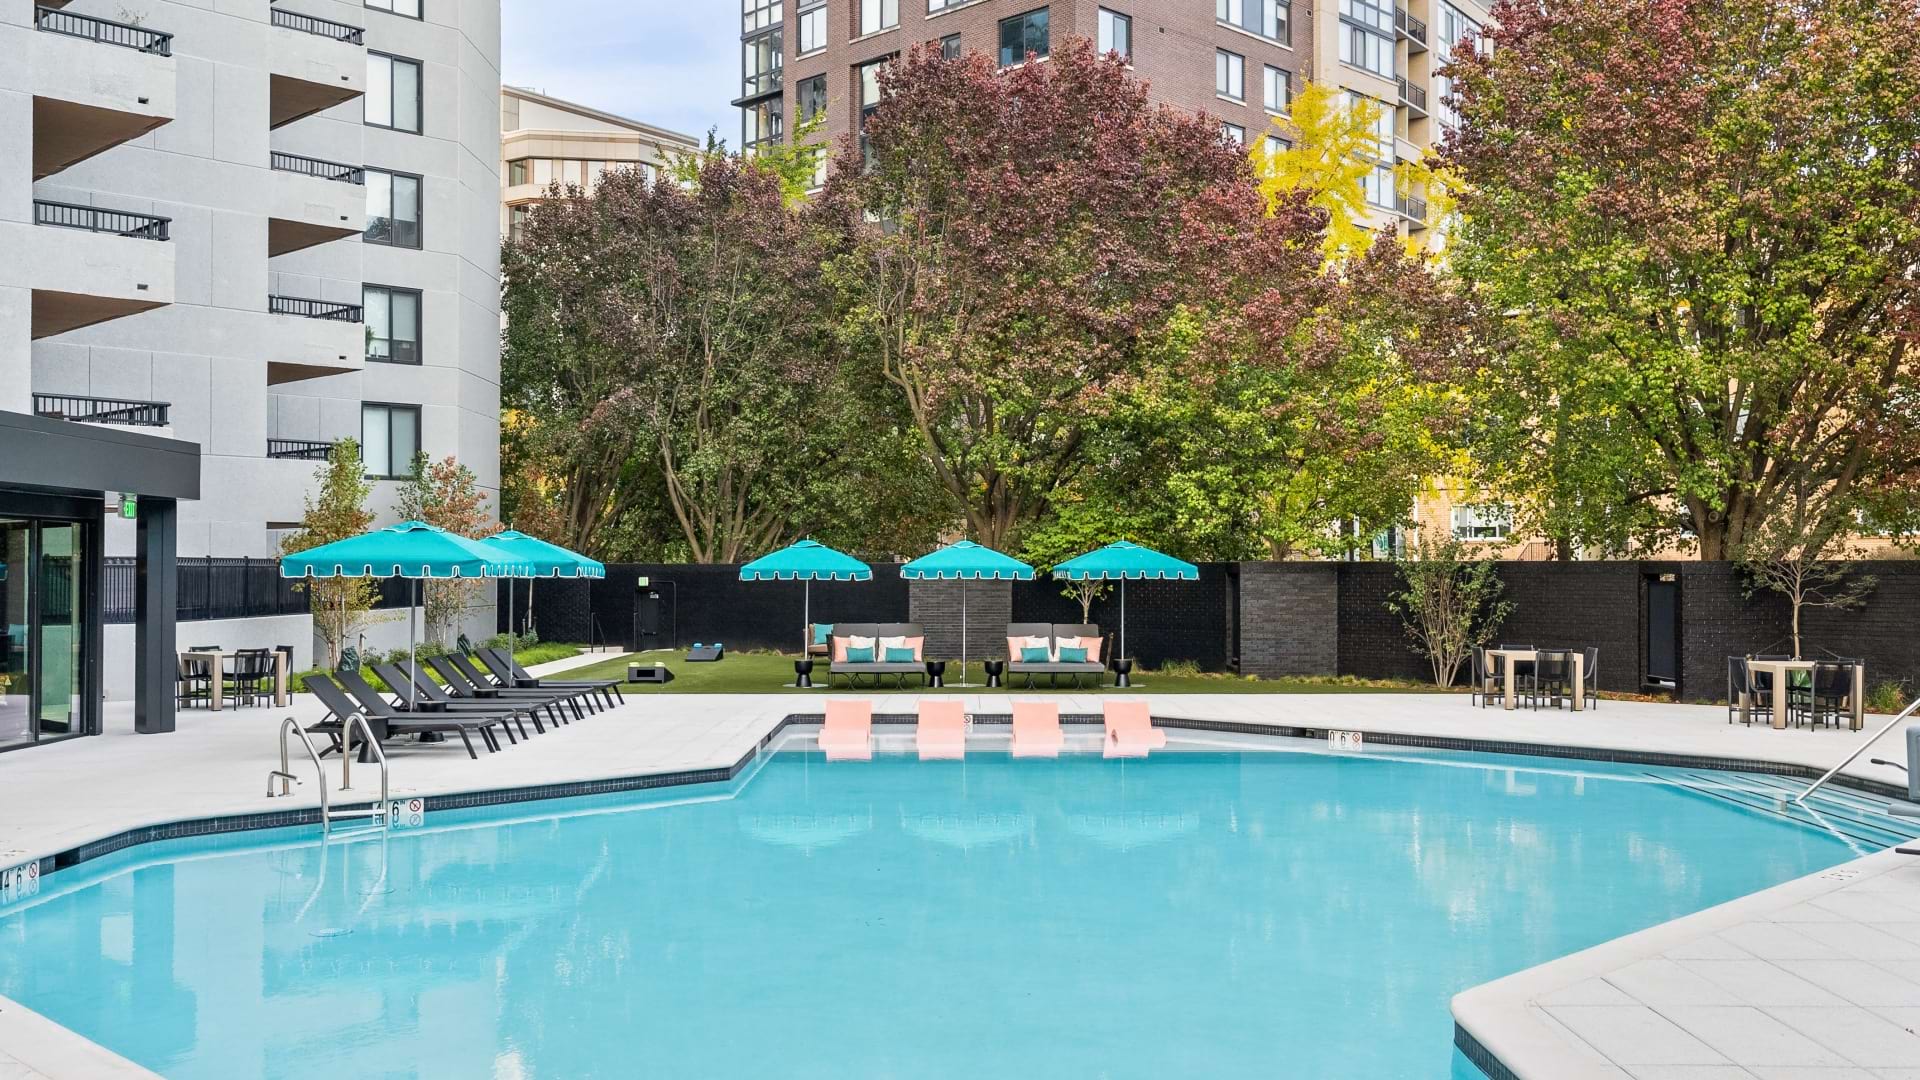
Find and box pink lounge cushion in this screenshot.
[1104,700,1165,751]
[917,699,967,759]
[1058,635,1102,663]
[904,636,925,662]
[832,637,848,663]
[821,699,874,761]
[1011,700,1064,757]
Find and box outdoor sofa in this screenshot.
[828,622,929,689]
[1006,622,1110,689]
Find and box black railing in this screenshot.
[33,199,170,240]
[1396,7,1428,45]
[1398,76,1428,112]
[268,438,334,460]
[1398,195,1430,224]
[270,151,364,185]
[270,7,364,44]
[104,556,415,625]
[268,295,362,321]
[34,6,173,55]
[33,393,170,427]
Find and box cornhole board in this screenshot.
[628,664,675,684]
[685,643,725,663]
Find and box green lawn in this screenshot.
[569,650,1442,695]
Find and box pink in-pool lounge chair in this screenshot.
[918,699,967,760]
[819,699,873,761]
[1010,700,1063,759]
[1103,700,1166,759]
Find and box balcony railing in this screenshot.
[1398,194,1430,224]
[33,199,171,240]
[268,295,362,321]
[1397,76,1428,113]
[1396,7,1429,47]
[267,438,334,460]
[270,7,364,44]
[34,6,173,56]
[270,151,364,185]
[33,394,170,427]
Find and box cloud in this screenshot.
[502,0,736,144]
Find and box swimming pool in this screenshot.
[0,743,1887,1079]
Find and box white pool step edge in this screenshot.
[0,994,159,1079]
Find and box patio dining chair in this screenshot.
[1726,657,1772,726]
[1582,647,1599,709]
[176,654,213,710]
[1803,662,1854,730]
[229,651,276,708]
[1523,650,1572,709]
[1470,647,1503,708]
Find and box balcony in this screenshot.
[1397,7,1429,51]
[268,151,365,256]
[267,438,333,460]
[265,293,363,384]
[1397,76,1429,117]
[1397,194,1430,229]
[28,199,175,338]
[30,6,177,180]
[268,7,365,130]
[33,393,170,428]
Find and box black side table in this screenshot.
[925,660,947,688]
[1112,657,1135,688]
[983,659,1005,689]
[793,658,815,688]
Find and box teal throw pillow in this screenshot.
[884,646,917,662]
[846,646,875,663]
[1059,646,1088,663]
[814,623,834,645]
[1020,646,1052,663]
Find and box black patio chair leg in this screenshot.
[499,720,518,745]
[457,729,478,760]
[512,713,532,739]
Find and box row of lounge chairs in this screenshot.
[305,647,623,760]
[816,699,1166,761]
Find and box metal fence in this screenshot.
[267,439,334,460]
[269,7,364,44]
[269,151,364,185]
[33,199,170,240]
[32,394,170,427]
[104,557,415,625]
[268,295,362,321]
[34,6,173,55]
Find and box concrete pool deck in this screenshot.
[3,658,1919,1079]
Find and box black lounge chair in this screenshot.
[478,647,623,706]
[370,661,552,736]
[430,655,589,721]
[334,668,522,747]
[306,675,504,760]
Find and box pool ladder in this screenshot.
[268,714,390,836]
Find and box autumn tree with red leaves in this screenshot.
[1444,0,1920,559]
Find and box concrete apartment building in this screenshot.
[0,0,503,749]
[501,85,698,240]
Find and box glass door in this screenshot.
[0,520,27,749]
[37,524,81,738]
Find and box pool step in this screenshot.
[1653,772,1916,851]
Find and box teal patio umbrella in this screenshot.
[1051,540,1198,664]
[901,541,1034,687]
[282,521,532,708]
[486,530,606,660]
[739,540,872,655]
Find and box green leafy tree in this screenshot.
[395,454,494,645]
[280,440,381,669]
[1444,0,1920,559]
[1735,479,1876,659]
[1388,532,1513,687]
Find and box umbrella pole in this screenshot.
[408,579,418,711]
[506,575,515,666]
[804,579,811,657]
[1121,577,1128,662]
[961,579,968,688]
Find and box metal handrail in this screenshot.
[270,7,364,44]
[1795,696,1920,805]
[338,712,389,810]
[32,393,169,427]
[268,716,331,832]
[267,438,334,460]
[268,294,362,321]
[269,151,365,185]
[34,5,173,55]
[33,199,170,240]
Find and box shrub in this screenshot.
[1388,533,1513,688]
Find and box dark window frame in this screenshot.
[365,0,423,20]
[1097,8,1131,61]
[798,73,829,123]
[360,401,422,480]
[997,8,1050,68]
[364,167,424,250]
[366,50,424,134]
[940,32,962,60]
[363,283,423,366]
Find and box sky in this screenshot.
[501,0,737,144]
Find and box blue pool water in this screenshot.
[0,747,1864,1079]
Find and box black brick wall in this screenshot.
[909,580,1012,664]
[1237,563,1339,678]
[1010,564,1235,670]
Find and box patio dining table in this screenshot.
[1485,648,1587,712]
[1740,658,1866,731]
[181,649,289,712]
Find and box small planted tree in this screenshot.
[281,440,382,669]
[1736,484,1877,659]
[395,454,495,645]
[1389,532,1513,688]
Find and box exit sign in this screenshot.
[117,494,138,520]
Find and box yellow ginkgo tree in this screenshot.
[1252,81,1459,264]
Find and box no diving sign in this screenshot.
[0,859,41,902]
[387,798,426,829]
[1327,729,1365,751]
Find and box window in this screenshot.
[1362,161,1394,208]
[1264,133,1290,156]
[742,30,782,98]
[361,404,420,479]
[808,145,828,189]
[1346,90,1393,158]
[1451,505,1512,541]
[860,0,898,35]
[929,0,964,9]
[1264,65,1290,113]
[1221,122,1246,144]
[1097,9,1131,60]
[1217,0,1289,45]
[506,158,530,186]
[1216,50,1244,101]
[998,9,1048,67]
[798,74,828,123]
[742,0,782,34]
[364,286,421,365]
[1435,3,1483,128]
[1339,0,1395,78]
[798,0,827,54]
[507,204,529,243]
[940,33,962,60]
[858,57,890,162]
[742,98,783,149]
[365,53,422,133]
[365,169,421,249]
[366,0,421,17]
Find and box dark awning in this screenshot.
[0,409,199,501]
